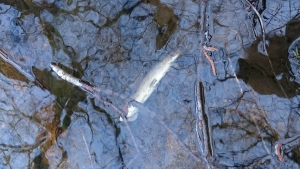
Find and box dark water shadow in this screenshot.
[238,20,300,98]
[33,64,87,130]
[144,0,178,49]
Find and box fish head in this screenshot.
[119,104,138,122]
[50,62,58,66]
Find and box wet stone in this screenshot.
[55,0,77,11]
[45,140,62,167]
[1,0,300,168]
[288,36,300,82]
[10,153,28,169]
[0,5,52,73]
[78,9,100,25]
[32,0,55,5]
[263,0,299,36]
[0,74,55,168]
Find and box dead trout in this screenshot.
[121,49,181,121]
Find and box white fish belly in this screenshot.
[121,50,181,122]
[50,63,82,87]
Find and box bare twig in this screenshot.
[244,1,289,97]
[244,0,268,56]
[81,130,94,169]
[195,80,212,168]
[203,45,218,52]
[275,143,284,162]
[202,49,217,76]
[92,94,141,154]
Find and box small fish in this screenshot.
[50,62,94,93]
[120,50,181,121]
[50,62,82,86]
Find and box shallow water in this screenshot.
[0,0,299,168]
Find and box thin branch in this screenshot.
[245,0,268,56]
[202,49,217,76]
[81,130,94,169]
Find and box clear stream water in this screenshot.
[0,0,299,168]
